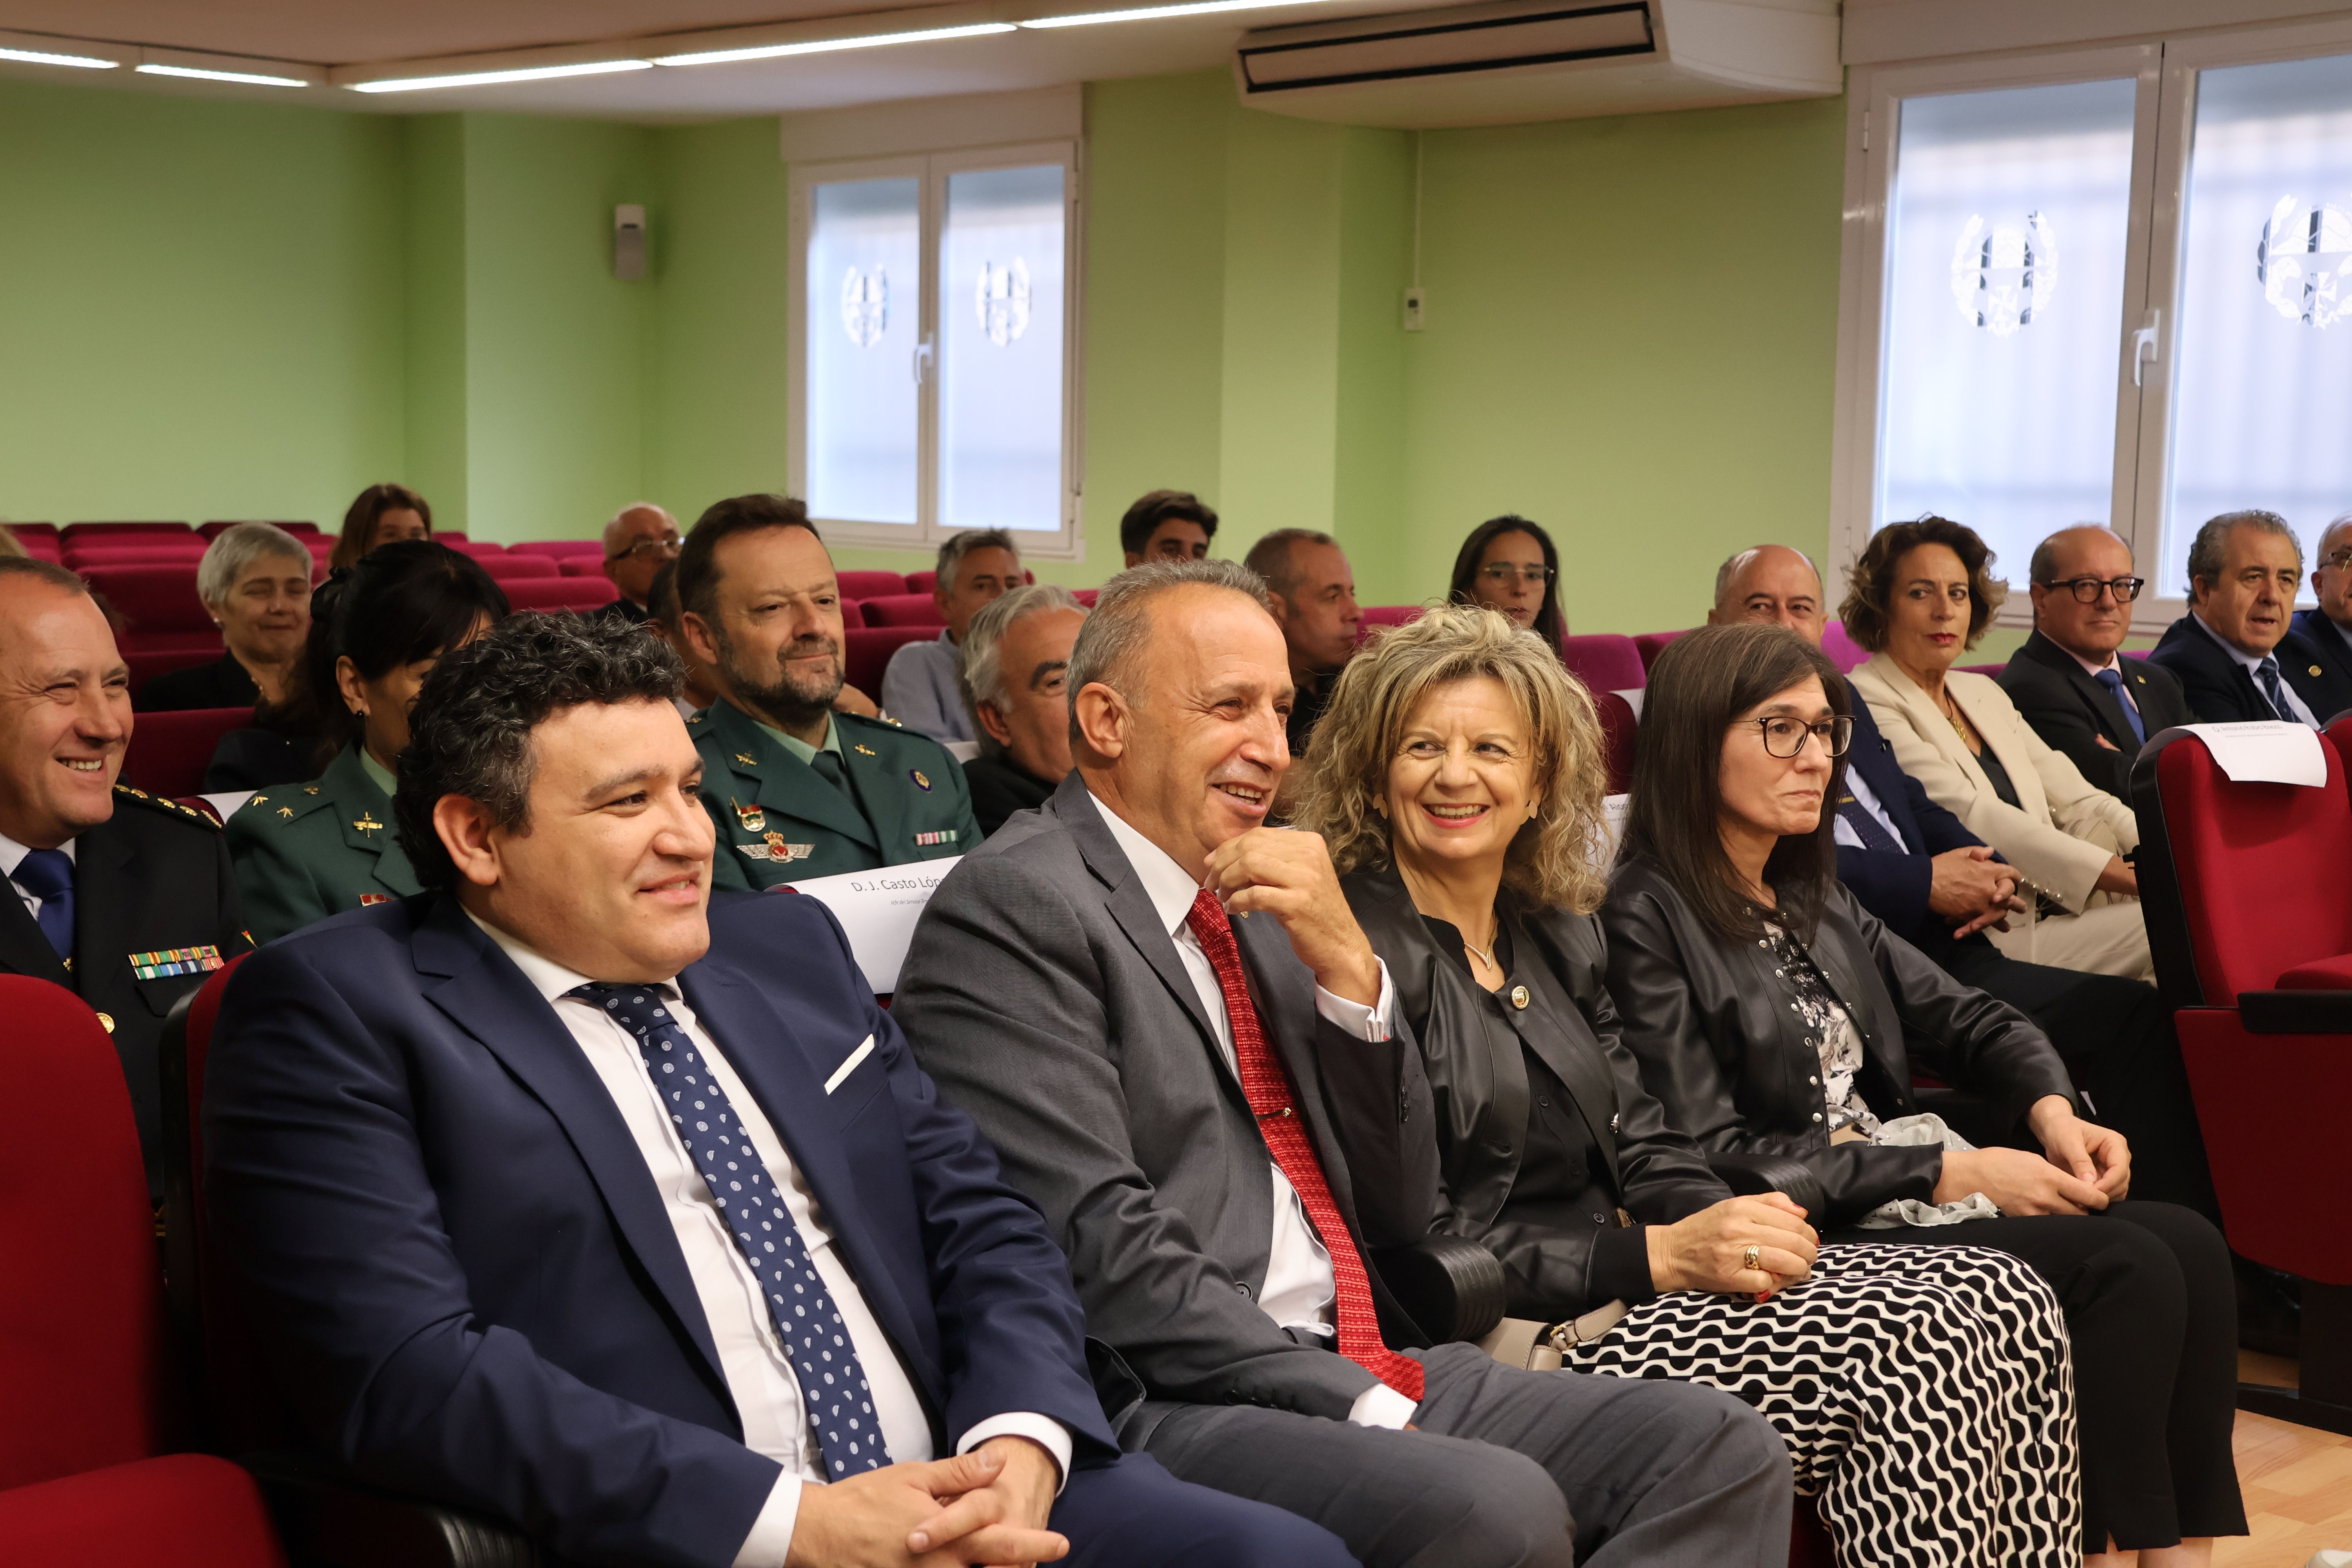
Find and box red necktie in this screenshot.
[1185,889,1425,1403]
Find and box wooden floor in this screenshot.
[2216,1352,2352,1567]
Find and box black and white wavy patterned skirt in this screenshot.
[1563,1241,2079,1566]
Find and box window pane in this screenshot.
[2162,53,2352,597]
[1878,80,2140,579]
[808,178,919,525]
[938,165,1066,533]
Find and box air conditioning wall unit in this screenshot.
[1232,0,1841,129]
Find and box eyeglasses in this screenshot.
[2041,575,2145,604]
[1746,715,1854,759]
[2323,550,2352,573]
[1477,563,1551,586]
[608,535,683,563]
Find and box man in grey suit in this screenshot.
[895,561,1790,1568]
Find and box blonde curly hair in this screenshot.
[1291,601,1611,914]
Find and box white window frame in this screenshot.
[1829,14,2352,632]
[786,139,1085,559]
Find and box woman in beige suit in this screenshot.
[1843,517,2152,980]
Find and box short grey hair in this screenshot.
[959,583,1085,760]
[2187,509,2300,590]
[1066,560,1274,718]
[2318,511,2352,565]
[1711,544,1820,613]
[936,528,1018,590]
[197,522,313,608]
[1242,528,1336,599]
[2029,524,2131,586]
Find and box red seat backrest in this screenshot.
[1633,629,1690,670]
[64,521,194,543]
[858,593,947,628]
[904,570,938,594]
[122,709,253,799]
[198,521,317,539]
[837,570,909,601]
[476,554,560,580]
[437,537,504,557]
[0,978,165,1489]
[80,566,222,650]
[1560,633,1646,694]
[7,521,60,540]
[2144,730,2352,1000]
[1072,588,1098,608]
[502,577,620,612]
[1819,621,1867,673]
[846,626,936,694]
[127,649,228,702]
[1594,690,1637,795]
[507,540,605,559]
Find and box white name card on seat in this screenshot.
[2184,721,2328,787]
[782,857,962,993]
[1593,794,1632,870]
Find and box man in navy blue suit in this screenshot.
[2148,509,2352,726]
[204,613,1350,1568]
[2293,511,2352,701]
[1709,546,2214,1217]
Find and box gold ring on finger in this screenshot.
[1742,1244,1761,1272]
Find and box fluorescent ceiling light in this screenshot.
[1022,0,1328,23]
[348,58,651,93]
[0,44,116,68]
[654,22,1015,65]
[137,63,307,87]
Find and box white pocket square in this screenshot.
[823,1034,876,1095]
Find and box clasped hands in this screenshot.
[785,1436,1065,1568]
[1926,846,2025,938]
[1933,1096,2131,1215]
[1647,1192,1818,1298]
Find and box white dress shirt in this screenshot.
[2191,611,2319,726]
[2062,646,2140,717]
[1088,795,1418,1430]
[0,831,74,926]
[468,915,1070,1567]
[1829,767,1907,852]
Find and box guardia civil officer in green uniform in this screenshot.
[228,540,509,944]
[676,494,978,889]
[0,558,252,1192]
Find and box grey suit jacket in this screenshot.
[893,773,1440,1437]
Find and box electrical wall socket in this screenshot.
[1402,287,1426,332]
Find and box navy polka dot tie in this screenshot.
[572,982,885,1480]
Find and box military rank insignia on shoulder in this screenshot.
[116,783,223,830]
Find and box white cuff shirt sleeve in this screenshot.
[956,1414,1074,1495]
[1312,958,1396,1043]
[732,1474,804,1568]
[1347,1379,1420,1430]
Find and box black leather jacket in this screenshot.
[1600,857,2078,1226]
[1344,866,1729,1318]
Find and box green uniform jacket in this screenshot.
[691,699,980,890]
[227,743,422,945]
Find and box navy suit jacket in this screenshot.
[2292,607,2352,711]
[205,888,1116,1568]
[2147,611,2352,726]
[1833,688,1994,953]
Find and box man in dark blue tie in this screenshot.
[2149,510,2352,727]
[0,556,250,1193]
[1997,525,2195,799]
[203,612,1347,1568]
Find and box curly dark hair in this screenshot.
[393,612,684,891]
[1838,516,2008,654]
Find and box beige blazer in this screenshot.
[1849,653,2138,912]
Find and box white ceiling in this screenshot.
[0,0,1478,120]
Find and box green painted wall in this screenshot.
[0,78,407,530]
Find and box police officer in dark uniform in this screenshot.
[675,494,978,889]
[0,558,251,1190]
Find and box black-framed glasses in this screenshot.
[2041,575,2145,604]
[608,535,683,563]
[1747,715,1854,759]
[1477,563,1551,585]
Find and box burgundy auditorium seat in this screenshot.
[904,570,937,594]
[0,976,285,1568]
[502,576,619,612]
[1356,605,1423,641]
[198,522,317,539]
[832,570,905,601]
[127,650,227,702]
[65,546,211,570]
[1072,589,1098,607]
[436,537,504,557]
[2131,725,2352,1434]
[63,521,195,544]
[858,592,947,628]
[846,626,934,694]
[122,709,253,799]
[508,540,605,559]
[1632,629,1688,671]
[1593,690,1637,795]
[7,521,58,540]
[1559,633,1646,694]
[559,558,611,577]
[80,566,223,657]
[474,554,560,581]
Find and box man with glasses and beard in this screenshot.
[1998,526,2194,799]
[678,494,978,887]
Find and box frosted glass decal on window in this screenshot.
[1949,212,2058,336]
[2162,53,2352,595]
[808,178,919,526]
[1878,79,2139,576]
[939,165,1064,532]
